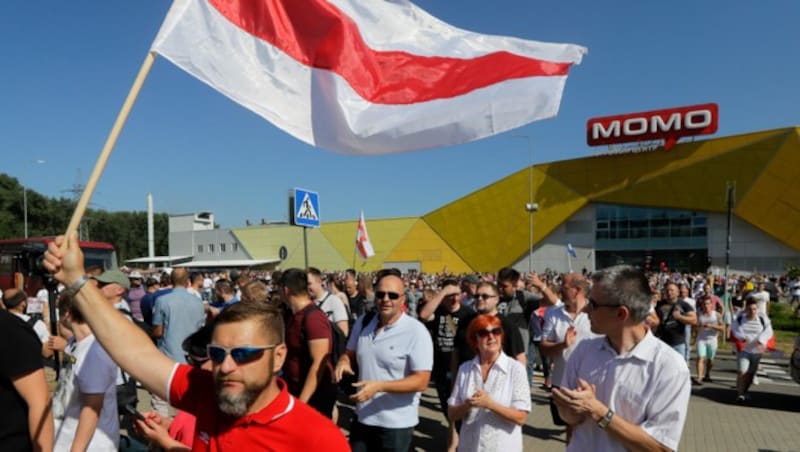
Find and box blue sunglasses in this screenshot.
[206,344,277,365]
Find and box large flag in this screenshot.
[151,0,586,155]
[356,210,375,260]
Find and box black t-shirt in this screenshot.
[347,292,369,321]
[454,312,525,367]
[0,310,45,452]
[427,304,474,374]
[655,300,694,346]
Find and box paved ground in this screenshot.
[124,351,800,451]
[392,351,800,452]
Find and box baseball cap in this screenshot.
[128,271,143,279]
[93,269,131,290]
[462,274,481,285]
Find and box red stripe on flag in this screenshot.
[209,0,572,105]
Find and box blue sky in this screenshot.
[1,1,797,228]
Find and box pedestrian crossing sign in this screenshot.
[292,188,320,228]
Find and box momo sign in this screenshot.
[587,103,718,150]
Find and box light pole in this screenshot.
[513,135,536,274]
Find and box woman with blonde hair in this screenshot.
[448,314,530,451]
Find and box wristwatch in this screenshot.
[64,275,90,297]
[597,409,614,429]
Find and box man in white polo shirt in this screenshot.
[335,269,433,452]
[552,265,690,452]
[540,273,599,431]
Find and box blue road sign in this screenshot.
[293,188,320,228]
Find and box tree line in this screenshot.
[0,173,168,262]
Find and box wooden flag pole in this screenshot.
[62,51,157,247]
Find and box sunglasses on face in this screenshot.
[375,290,402,300]
[476,327,503,339]
[206,344,277,365]
[475,293,496,301]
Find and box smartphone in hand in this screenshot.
[124,404,146,422]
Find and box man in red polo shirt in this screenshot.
[43,233,348,451]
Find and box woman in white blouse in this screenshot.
[448,314,531,452]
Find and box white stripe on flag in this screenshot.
[151,0,586,155]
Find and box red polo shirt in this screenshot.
[168,364,349,451]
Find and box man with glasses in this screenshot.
[552,265,690,452]
[540,273,599,431]
[335,269,433,451]
[42,234,348,451]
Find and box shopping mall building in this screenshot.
[161,126,800,275]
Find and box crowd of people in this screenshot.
[0,232,794,451]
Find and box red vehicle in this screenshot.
[0,237,117,296]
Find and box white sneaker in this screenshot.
[753,375,760,385]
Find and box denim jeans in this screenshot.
[671,343,688,361]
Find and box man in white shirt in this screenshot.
[552,265,690,452]
[751,282,770,316]
[731,297,773,402]
[52,293,119,451]
[2,288,64,359]
[540,273,599,431]
[307,267,349,337]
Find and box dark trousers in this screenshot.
[432,369,452,420]
[350,421,414,452]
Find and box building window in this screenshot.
[197,244,204,253]
[209,243,215,253]
[220,243,226,253]
[233,243,239,252]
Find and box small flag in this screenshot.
[567,243,577,258]
[356,210,374,260]
[151,0,586,155]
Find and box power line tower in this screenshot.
[61,169,90,241]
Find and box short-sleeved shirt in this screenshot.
[562,332,691,452]
[153,288,206,363]
[0,311,43,451]
[448,352,530,452]
[316,292,349,325]
[10,312,49,344]
[655,300,694,346]
[284,304,333,396]
[346,312,433,428]
[455,313,525,366]
[542,306,599,386]
[53,335,119,451]
[428,304,474,374]
[167,365,349,451]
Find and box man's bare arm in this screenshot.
[44,234,176,399]
[12,369,54,452]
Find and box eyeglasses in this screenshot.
[476,327,503,339]
[588,298,622,310]
[475,293,496,301]
[185,354,210,367]
[206,344,277,365]
[375,290,402,300]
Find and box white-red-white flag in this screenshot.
[151,0,586,155]
[356,210,374,260]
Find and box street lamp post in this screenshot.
[513,135,536,274]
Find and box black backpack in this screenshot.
[301,302,347,367]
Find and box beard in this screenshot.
[214,355,274,417]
